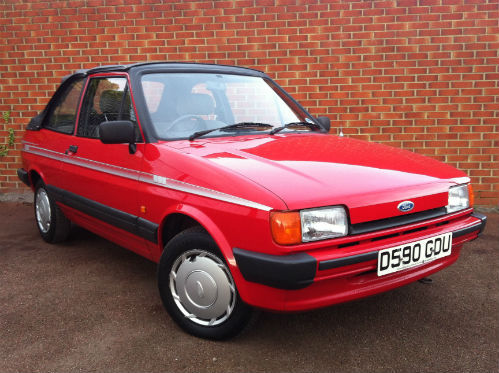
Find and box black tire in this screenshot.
[158,227,254,340]
[34,181,71,243]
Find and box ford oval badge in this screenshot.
[397,201,414,212]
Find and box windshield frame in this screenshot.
[130,68,322,142]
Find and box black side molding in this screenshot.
[46,185,158,243]
[233,247,317,290]
[137,217,159,243]
[17,168,31,187]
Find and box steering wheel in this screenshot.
[167,114,208,133]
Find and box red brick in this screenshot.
[0,0,496,205]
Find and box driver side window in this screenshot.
[77,77,142,141]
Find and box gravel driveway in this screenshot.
[1,202,497,373]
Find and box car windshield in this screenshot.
[140,73,311,140]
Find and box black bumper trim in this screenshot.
[17,168,31,187]
[233,212,487,290]
[234,213,487,289]
[233,247,316,290]
[46,185,158,243]
[319,212,487,272]
[452,212,487,238]
[318,251,378,271]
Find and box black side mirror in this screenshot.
[99,120,136,154]
[316,116,330,132]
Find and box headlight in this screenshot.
[270,206,348,245]
[447,184,471,213]
[300,206,348,242]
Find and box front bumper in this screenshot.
[233,211,487,311]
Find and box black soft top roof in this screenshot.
[61,62,267,83]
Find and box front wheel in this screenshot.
[158,227,254,339]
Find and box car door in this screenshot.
[58,74,151,258]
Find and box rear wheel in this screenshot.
[158,227,254,339]
[34,181,71,243]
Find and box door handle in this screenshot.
[65,145,78,155]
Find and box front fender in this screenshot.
[157,204,234,266]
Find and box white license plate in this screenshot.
[377,232,453,276]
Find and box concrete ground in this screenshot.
[0,202,497,373]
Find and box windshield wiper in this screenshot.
[269,121,322,135]
[189,122,273,141]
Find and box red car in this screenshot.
[19,62,486,339]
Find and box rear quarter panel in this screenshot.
[22,130,75,189]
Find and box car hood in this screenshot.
[163,134,468,224]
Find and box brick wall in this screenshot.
[1,0,498,206]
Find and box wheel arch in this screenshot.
[156,205,233,265]
[28,168,44,191]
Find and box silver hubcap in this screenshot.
[35,188,51,233]
[170,249,236,326]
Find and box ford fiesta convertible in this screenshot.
[19,62,486,339]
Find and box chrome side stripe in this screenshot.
[24,144,142,181]
[22,143,273,211]
[139,173,272,211]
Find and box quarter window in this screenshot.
[44,78,85,134]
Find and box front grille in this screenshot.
[350,207,447,235]
[338,241,360,248]
[318,209,474,273]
